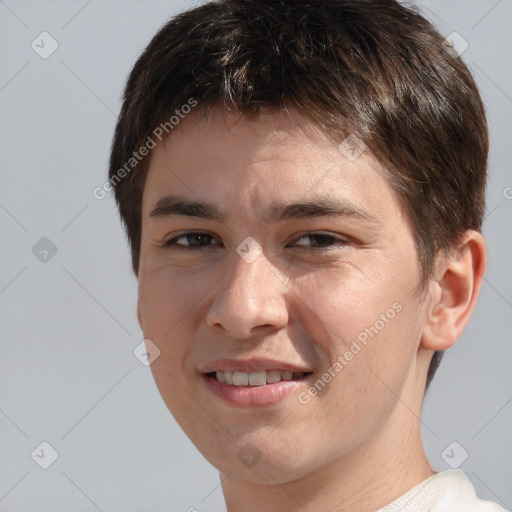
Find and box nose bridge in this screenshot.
[206,250,288,339]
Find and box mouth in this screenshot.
[205,370,313,386]
[202,368,314,406]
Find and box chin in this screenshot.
[195,432,323,484]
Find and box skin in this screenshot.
[136,107,486,512]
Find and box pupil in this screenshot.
[188,234,209,246]
[312,234,332,247]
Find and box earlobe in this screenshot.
[421,231,487,351]
[137,300,143,330]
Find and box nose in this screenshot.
[206,251,289,340]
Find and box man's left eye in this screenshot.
[292,233,349,248]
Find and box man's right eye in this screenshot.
[164,232,221,248]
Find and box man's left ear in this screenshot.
[137,299,143,331]
[421,230,487,351]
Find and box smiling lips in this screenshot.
[211,370,309,386]
[201,358,314,405]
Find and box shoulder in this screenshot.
[430,470,508,512]
[378,470,508,512]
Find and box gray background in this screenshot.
[0,0,510,510]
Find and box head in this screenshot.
[109,0,487,484]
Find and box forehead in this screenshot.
[141,107,402,224]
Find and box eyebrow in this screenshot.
[148,195,378,224]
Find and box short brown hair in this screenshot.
[109,0,488,388]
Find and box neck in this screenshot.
[221,385,434,512]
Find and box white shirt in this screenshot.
[377,470,509,512]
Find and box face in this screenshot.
[137,107,430,484]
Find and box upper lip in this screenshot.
[201,358,314,374]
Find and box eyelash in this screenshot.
[162,231,350,250]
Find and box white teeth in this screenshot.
[249,371,266,386]
[266,370,282,384]
[211,370,308,386]
[232,371,249,386]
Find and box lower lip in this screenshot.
[202,374,310,406]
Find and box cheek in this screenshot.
[137,267,213,397]
[292,262,410,349]
[138,270,210,432]
[291,263,422,403]
[138,265,210,336]
[283,273,422,459]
